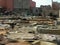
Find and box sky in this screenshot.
[32,0,60,7]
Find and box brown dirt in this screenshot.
[6,41,31,45]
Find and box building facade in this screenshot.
[0,0,6,8]
[14,0,31,9]
[52,2,60,10]
[30,0,36,8]
[40,5,52,16]
[0,0,36,11]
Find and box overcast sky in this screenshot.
[32,0,60,7]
